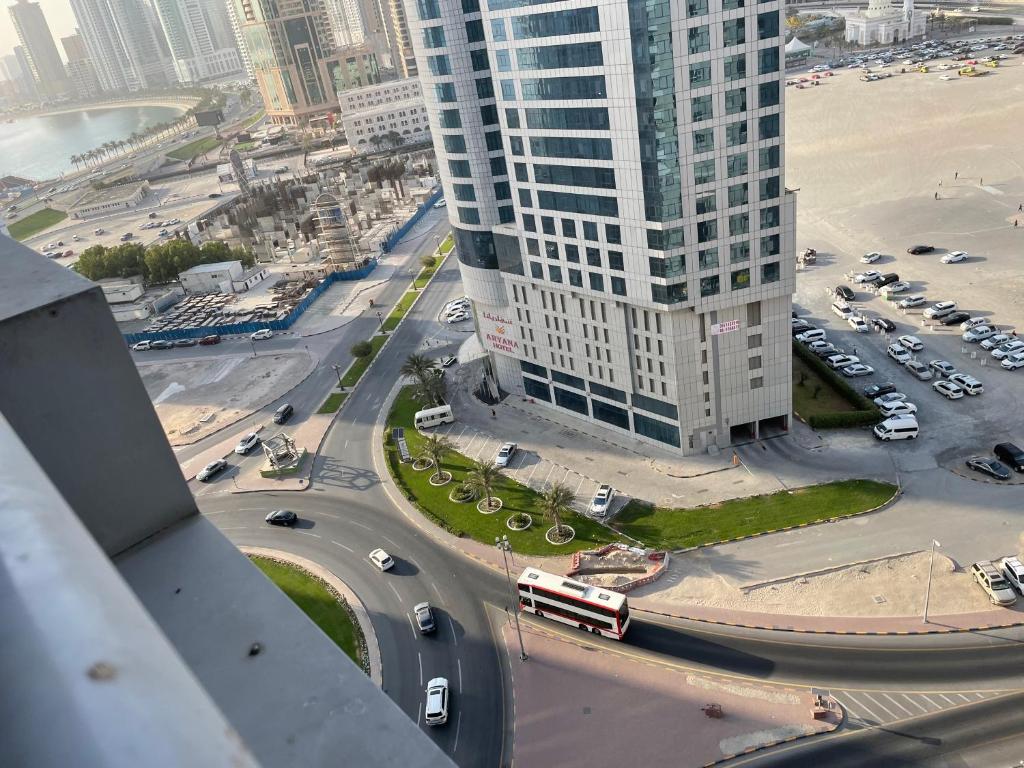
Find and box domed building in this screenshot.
[844,0,926,45]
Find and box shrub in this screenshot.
[807,410,880,429]
[420,254,436,269]
[351,340,373,358]
[791,341,880,428]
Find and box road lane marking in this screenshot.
[331,540,354,553]
[418,651,423,686]
[204,509,226,515]
[293,531,321,538]
[387,582,402,603]
[458,659,463,693]
[882,693,914,716]
[237,508,263,511]
[418,702,422,725]
[431,581,443,601]
[956,693,971,702]
[382,535,398,548]
[448,615,458,646]
[903,695,928,713]
[217,526,248,530]
[920,694,941,710]
[350,520,372,531]
[940,694,956,705]
[864,693,898,720]
[407,612,418,639]
[453,710,461,754]
[843,692,882,723]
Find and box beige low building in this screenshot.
[69,181,150,219]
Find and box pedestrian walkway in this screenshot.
[290,265,397,337]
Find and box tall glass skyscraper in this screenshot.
[8,0,72,100]
[408,0,795,455]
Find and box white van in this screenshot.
[873,415,919,441]
[832,302,854,320]
[415,404,454,430]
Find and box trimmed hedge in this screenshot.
[792,341,881,429]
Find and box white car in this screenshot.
[924,301,957,319]
[880,281,911,295]
[1003,353,1024,371]
[879,400,918,418]
[1001,557,1024,594]
[960,317,988,331]
[861,252,882,264]
[843,315,868,333]
[887,344,912,364]
[842,363,874,377]
[495,442,517,467]
[948,373,984,395]
[941,250,968,264]
[897,295,927,309]
[424,677,449,725]
[234,432,260,454]
[807,340,836,355]
[445,311,470,324]
[132,340,152,351]
[250,328,273,340]
[591,484,615,516]
[980,334,1011,351]
[853,270,882,284]
[898,335,923,351]
[433,199,447,209]
[369,548,395,571]
[933,380,965,400]
[874,392,907,407]
[939,74,954,81]
[991,340,1024,359]
[826,354,860,370]
[963,325,996,342]
[904,360,933,381]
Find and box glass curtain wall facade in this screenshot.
[407,0,795,455]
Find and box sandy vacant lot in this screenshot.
[138,352,313,445]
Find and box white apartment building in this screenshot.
[407,0,796,454]
[339,77,430,149]
[154,0,244,83]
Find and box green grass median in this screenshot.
[613,479,897,551]
[250,556,366,669]
[317,391,348,414]
[382,291,417,332]
[8,208,66,241]
[167,135,222,161]
[341,335,387,388]
[385,388,622,556]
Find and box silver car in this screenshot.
[495,442,517,468]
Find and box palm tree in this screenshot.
[540,482,576,539]
[412,372,446,408]
[465,460,502,511]
[401,353,437,387]
[70,154,81,172]
[418,434,454,483]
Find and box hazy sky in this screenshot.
[1,0,80,61]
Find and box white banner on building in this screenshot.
[478,308,521,355]
[711,319,741,335]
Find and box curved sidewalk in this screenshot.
[241,546,383,686]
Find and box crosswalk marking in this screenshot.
[834,688,1007,733]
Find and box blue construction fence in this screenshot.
[123,258,378,344]
[381,188,443,254]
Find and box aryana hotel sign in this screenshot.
[479,308,521,355]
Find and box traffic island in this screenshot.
[501,617,840,768]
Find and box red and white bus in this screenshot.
[517,567,631,640]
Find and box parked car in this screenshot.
[835,285,856,301]
[273,403,294,424]
[887,344,912,364]
[898,295,926,309]
[842,363,874,377]
[495,442,518,467]
[848,316,870,333]
[199,334,221,345]
[879,400,918,418]
[960,317,989,332]
[445,311,470,324]
[928,360,957,377]
[924,302,957,319]
[863,382,896,398]
[197,459,228,481]
[796,329,827,344]
[874,392,908,407]
[940,311,971,326]
[948,373,984,395]
[591,485,615,516]
[413,602,436,633]
[370,548,394,571]
[235,432,261,454]
[132,340,152,351]
[906,361,934,381]
[265,509,298,526]
[1001,352,1024,371]
[980,334,1011,351]
[994,443,1024,472]
[791,320,814,336]
[898,335,924,351]
[963,326,996,343]
[853,270,882,283]
[174,338,197,347]
[826,354,859,370]
[880,281,910,295]
[941,250,968,264]
[1000,556,1024,593]
[991,341,1024,359]
[861,251,882,264]
[150,340,174,350]
[251,328,273,340]
[933,380,965,400]
[424,677,450,725]
[872,317,896,333]
[971,561,1017,605]
[966,456,1010,480]
[807,340,836,356]
[907,244,935,254]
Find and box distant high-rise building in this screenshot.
[11,46,38,98]
[61,33,102,99]
[324,0,365,48]
[153,0,244,83]
[228,0,340,125]
[0,52,34,98]
[385,0,414,77]
[223,0,253,79]
[71,0,175,92]
[409,0,796,454]
[8,0,73,100]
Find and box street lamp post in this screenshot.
[331,364,344,388]
[376,310,384,331]
[496,535,527,661]
[923,539,941,623]
[249,339,257,358]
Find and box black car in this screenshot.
[872,317,896,333]
[174,338,198,347]
[265,509,298,526]
[835,285,855,301]
[273,403,294,424]
[791,322,814,336]
[863,382,896,398]
[151,340,174,350]
[994,443,1024,473]
[208,192,222,198]
[966,457,1011,481]
[907,245,935,254]
[940,311,971,326]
